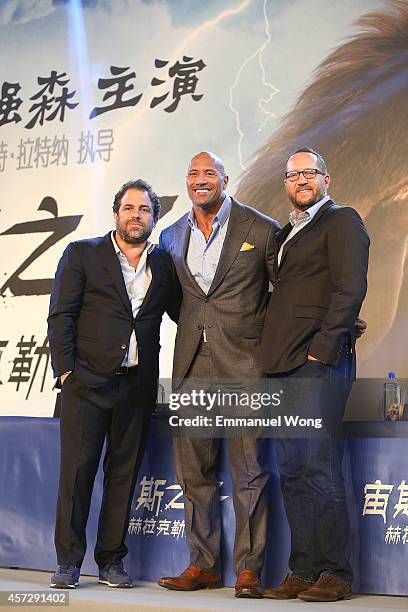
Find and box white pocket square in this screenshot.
[240,242,255,252]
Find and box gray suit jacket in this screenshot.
[159,198,279,387]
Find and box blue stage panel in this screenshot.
[0,417,406,595]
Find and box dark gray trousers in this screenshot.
[173,342,268,575]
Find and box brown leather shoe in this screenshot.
[298,574,352,602]
[263,574,313,599]
[234,570,263,599]
[158,566,222,591]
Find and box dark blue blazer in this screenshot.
[48,232,180,408]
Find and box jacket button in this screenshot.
[121,344,126,350]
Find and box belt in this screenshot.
[116,365,138,375]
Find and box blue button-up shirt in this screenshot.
[186,195,231,294]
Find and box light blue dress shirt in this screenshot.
[278,195,330,267]
[186,195,231,294]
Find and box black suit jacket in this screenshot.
[48,232,181,408]
[259,200,370,373]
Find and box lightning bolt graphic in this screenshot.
[228,0,280,171]
[170,0,253,63]
[118,0,254,131]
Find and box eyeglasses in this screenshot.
[285,168,325,182]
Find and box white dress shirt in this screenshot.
[111,231,154,367]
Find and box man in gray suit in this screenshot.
[158,151,278,598]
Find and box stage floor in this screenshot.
[0,568,406,612]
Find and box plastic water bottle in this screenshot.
[383,372,401,420]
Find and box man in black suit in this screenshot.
[261,148,369,602]
[48,179,180,589]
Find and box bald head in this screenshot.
[188,151,226,176]
[186,151,228,212]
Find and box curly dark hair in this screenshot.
[113,179,161,222]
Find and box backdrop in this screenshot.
[1,0,407,416]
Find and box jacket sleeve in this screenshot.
[47,242,85,377]
[158,228,169,253]
[265,218,280,283]
[166,261,182,324]
[159,230,181,324]
[308,207,370,364]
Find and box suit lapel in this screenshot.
[277,223,292,247]
[135,249,156,320]
[173,215,207,297]
[98,233,132,315]
[279,200,333,269]
[274,223,291,278]
[207,199,254,296]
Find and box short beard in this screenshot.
[116,227,150,244]
[290,193,319,211]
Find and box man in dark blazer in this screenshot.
[48,179,180,589]
[262,148,369,602]
[157,151,279,598]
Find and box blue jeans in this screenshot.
[269,346,354,584]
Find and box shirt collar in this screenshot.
[187,194,232,229]
[111,231,154,257]
[289,194,330,227]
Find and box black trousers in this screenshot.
[55,369,150,569]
